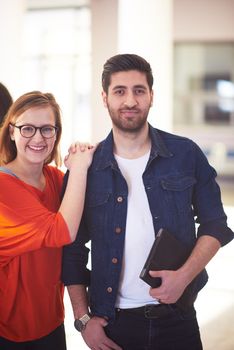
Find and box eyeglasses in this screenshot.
[11,124,58,139]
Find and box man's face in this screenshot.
[102,70,153,133]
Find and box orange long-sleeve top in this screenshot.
[0,165,71,342]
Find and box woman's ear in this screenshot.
[9,124,15,141]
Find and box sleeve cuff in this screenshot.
[197,221,234,246]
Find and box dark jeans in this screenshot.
[0,323,66,350]
[105,305,203,350]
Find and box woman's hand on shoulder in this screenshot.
[64,141,97,171]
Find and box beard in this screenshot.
[106,104,151,133]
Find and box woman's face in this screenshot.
[9,106,57,167]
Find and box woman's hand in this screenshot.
[60,142,97,241]
[67,141,92,154]
[64,142,97,171]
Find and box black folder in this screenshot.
[140,228,195,310]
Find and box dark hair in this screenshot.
[0,82,13,126]
[102,54,154,93]
[0,91,62,166]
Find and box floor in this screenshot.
[64,178,234,350]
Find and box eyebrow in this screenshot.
[112,84,147,91]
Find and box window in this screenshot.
[173,43,234,176]
[174,43,234,126]
[22,5,91,158]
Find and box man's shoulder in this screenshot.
[152,126,195,144]
[150,126,198,154]
[91,133,113,164]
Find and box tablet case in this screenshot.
[139,228,195,310]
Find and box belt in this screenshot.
[116,304,177,319]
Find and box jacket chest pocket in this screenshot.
[160,176,196,215]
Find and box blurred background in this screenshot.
[0,0,233,349]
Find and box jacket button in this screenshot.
[107,287,112,293]
[112,257,118,264]
[115,227,121,234]
[117,196,123,202]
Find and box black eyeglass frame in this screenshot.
[10,124,58,139]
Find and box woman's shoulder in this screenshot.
[43,164,64,186]
[0,166,19,178]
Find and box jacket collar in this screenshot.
[95,123,173,170]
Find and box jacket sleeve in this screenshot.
[0,174,71,263]
[62,218,91,286]
[192,142,234,246]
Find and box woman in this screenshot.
[0,91,95,349]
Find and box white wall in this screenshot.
[90,0,174,141]
[90,0,118,142]
[118,0,173,133]
[174,0,234,41]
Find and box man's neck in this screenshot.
[113,123,151,159]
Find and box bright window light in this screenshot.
[22,6,91,160]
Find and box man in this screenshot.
[62,54,234,350]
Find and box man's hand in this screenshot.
[149,235,221,304]
[148,269,188,304]
[82,316,122,350]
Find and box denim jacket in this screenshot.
[62,124,233,321]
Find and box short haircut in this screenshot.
[0,91,62,166]
[102,53,154,93]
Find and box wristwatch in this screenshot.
[74,314,91,332]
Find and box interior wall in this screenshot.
[90,0,118,142]
[173,0,234,41]
[90,0,174,141]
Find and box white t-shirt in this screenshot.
[115,151,158,308]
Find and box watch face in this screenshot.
[74,314,91,332]
[74,319,85,332]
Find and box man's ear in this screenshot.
[102,91,108,108]
[150,89,154,107]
